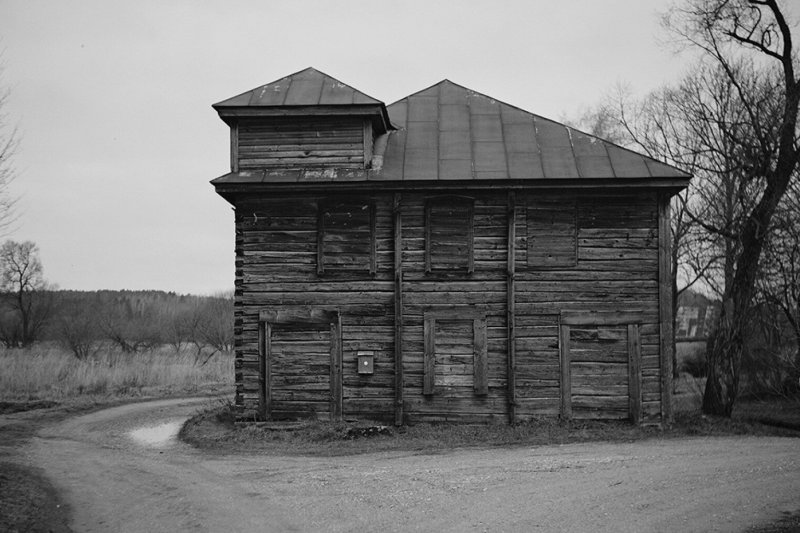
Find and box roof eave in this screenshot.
[211,173,691,204]
[213,104,393,134]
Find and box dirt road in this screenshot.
[17,398,800,532]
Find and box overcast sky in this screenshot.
[0,1,693,295]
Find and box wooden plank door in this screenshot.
[568,325,630,419]
[269,324,334,420]
[260,309,343,421]
[560,314,642,422]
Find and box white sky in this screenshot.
[0,0,693,294]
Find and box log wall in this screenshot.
[237,117,367,169]
[401,193,509,423]
[234,194,395,421]
[232,190,665,424]
[514,192,662,423]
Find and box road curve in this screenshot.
[21,398,800,533]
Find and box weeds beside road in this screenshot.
[0,345,233,405]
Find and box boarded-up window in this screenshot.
[425,197,474,273]
[423,309,487,396]
[317,200,376,275]
[527,201,577,268]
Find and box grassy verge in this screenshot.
[180,395,800,458]
[0,345,233,409]
[0,461,71,533]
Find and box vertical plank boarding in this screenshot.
[331,315,343,421]
[260,321,269,420]
[473,318,488,395]
[394,194,404,425]
[230,120,239,173]
[507,192,517,422]
[560,322,572,419]
[628,323,642,424]
[658,195,673,423]
[423,316,435,395]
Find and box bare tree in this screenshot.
[188,293,233,363]
[0,56,19,236]
[664,0,800,416]
[99,296,165,353]
[0,240,53,347]
[54,296,101,359]
[569,85,715,381]
[757,179,800,375]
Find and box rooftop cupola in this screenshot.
[213,67,392,172]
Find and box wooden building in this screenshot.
[212,68,690,425]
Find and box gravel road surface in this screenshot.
[19,398,800,532]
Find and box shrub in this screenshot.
[740,345,799,399]
[681,349,707,377]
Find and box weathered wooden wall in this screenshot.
[232,190,665,424]
[234,194,395,421]
[400,193,509,423]
[514,192,661,422]
[237,117,367,169]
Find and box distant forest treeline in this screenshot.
[0,289,233,359]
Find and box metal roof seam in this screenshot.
[498,102,512,181]
[565,127,583,180]
[600,135,619,179]
[316,75,326,106]
[282,75,292,106]
[531,116,548,181]
[400,98,408,181]
[436,84,442,181]
[467,91,476,181]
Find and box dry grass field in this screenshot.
[0,345,233,406]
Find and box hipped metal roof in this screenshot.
[212,68,690,189]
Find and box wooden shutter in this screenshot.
[318,200,376,274]
[527,200,577,268]
[422,309,487,396]
[425,197,474,273]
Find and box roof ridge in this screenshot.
[213,67,385,108]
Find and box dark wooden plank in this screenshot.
[628,323,642,424]
[658,194,673,423]
[231,121,239,173]
[560,310,646,326]
[474,318,488,395]
[507,192,517,423]
[261,321,269,420]
[316,203,325,275]
[331,315,343,421]
[394,193,404,425]
[364,120,373,168]
[467,200,475,274]
[560,323,571,418]
[260,308,339,324]
[423,315,435,395]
